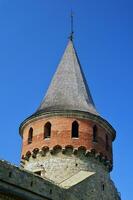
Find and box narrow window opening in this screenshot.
[44,122,51,139]
[28,128,33,144]
[72,121,79,138]
[106,134,109,151]
[30,181,33,187]
[49,189,52,194]
[102,184,105,191]
[93,125,97,142]
[9,172,12,178]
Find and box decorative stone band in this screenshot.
[19,110,116,141]
[21,145,113,172]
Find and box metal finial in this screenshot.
[69,11,74,41]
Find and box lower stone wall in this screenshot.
[23,148,109,184]
[0,160,121,200]
[0,193,22,200]
[23,150,121,200]
[64,174,121,200]
[0,160,62,200]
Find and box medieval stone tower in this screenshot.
[19,39,120,200]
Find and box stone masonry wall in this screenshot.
[0,160,63,200]
[0,159,121,200]
[23,149,109,184]
[0,193,23,200]
[23,151,121,200]
[65,172,121,200]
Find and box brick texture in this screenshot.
[21,116,113,161]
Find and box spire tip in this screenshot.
[69,10,74,41]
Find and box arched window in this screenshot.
[44,122,51,139]
[106,134,109,151]
[72,121,79,138]
[28,128,33,144]
[93,125,98,142]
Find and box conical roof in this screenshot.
[37,40,99,115]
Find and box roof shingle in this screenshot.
[37,40,99,115]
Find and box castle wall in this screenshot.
[23,149,110,184]
[65,173,121,200]
[0,159,121,200]
[21,116,113,162]
[21,151,120,200]
[0,160,63,200]
[0,193,24,200]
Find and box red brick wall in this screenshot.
[21,116,113,161]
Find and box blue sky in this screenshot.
[0,0,132,199]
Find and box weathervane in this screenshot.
[69,11,74,41]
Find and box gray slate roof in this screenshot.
[37,40,99,115]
